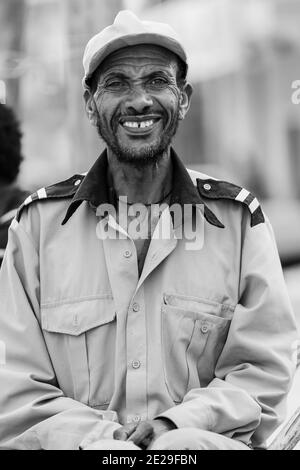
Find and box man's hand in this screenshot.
[113,418,176,449]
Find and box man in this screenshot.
[0,104,29,266]
[0,11,297,450]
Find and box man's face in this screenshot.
[86,45,191,166]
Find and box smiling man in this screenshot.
[0,11,297,451]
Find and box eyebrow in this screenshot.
[101,72,131,81]
[101,69,174,81]
[145,71,173,79]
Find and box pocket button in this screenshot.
[201,324,209,334]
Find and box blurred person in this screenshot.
[0,104,29,266]
[0,11,297,450]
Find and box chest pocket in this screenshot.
[41,296,116,408]
[162,293,234,403]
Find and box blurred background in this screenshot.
[1,0,300,325]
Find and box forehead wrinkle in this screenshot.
[98,44,179,75]
[99,61,177,82]
[101,59,175,71]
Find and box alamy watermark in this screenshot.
[291,80,300,104]
[95,197,205,251]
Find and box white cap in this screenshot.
[82,10,188,90]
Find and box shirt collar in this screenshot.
[62,148,223,228]
[62,150,109,225]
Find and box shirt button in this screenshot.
[133,415,141,423]
[201,324,209,334]
[203,183,211,191]
[132,302,140,312]
[132,360,141,369]
[124,250,132,258]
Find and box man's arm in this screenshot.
[0,216,121,450]
[156,212,298,448]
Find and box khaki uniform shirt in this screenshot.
[0,149,297,449]
[0,184,29,266]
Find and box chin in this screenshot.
[115,144,167,166]
[97,119,177,166]
[104,135,168,166]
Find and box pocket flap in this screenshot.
[163,293,234,320]
[41,296,115,336]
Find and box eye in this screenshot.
[105,80,128,91]
[148,77,169,88]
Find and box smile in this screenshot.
[119,115,162,134]
[123,120,154,129]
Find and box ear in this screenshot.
[178,83,193,120]
[84,89,98,127]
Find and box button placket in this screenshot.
[132,360,141,369]
[132,415,141,423]
[126,289,147,421]
[124,250,132,258]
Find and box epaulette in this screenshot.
[15,174,85,222]
[197,178,265,227]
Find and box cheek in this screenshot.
[163,85,180,105]
[94,92,119,122]
[155,88,180,118]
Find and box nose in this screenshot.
[124,88,153,114]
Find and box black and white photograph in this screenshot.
[0,0,300,454]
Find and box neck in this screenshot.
[107,148,173,205]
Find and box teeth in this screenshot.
[123,120,154,129]
[124,122,138,128]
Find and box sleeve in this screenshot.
[157,212,298,448]
[0,217,121,450]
